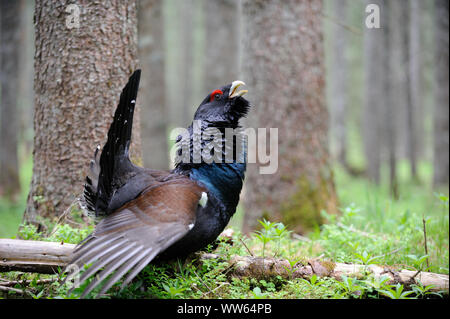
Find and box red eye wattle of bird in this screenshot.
[209,89,223,102]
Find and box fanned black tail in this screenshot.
[83,70,142,216]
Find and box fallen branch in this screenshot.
[0,278,58,287]
[0,239,75,274]
[0,284,28,295]
[0,239,448,292]
[222,255,449,292]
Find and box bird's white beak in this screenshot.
[229,80,248,98]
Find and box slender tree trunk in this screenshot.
[363,0,383,185]
[402,3,417,181]
[242,0,338,234]
[329,0,348,167]
[203,0,240,93]
[433,0,449,187]
[408,0,422,180]
[17,0,35,158]
[163,0,183,129]
[24,0,141,225]
[386,0,401,198]
[138,0,169,170]
[0,0,22,199]
[165,0,204,130]
[180,0,195,122]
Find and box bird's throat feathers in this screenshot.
[174,125,247,214]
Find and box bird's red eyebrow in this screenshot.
[210,89,223,102]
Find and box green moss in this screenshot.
[278,173,338,233]
[320,260,336,273]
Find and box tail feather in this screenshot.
[83,70,142,216]
[82,145,100,213]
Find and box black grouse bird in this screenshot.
[66,70,250,297]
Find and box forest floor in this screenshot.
[0,157,448,299]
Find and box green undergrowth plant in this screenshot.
[1,189,448,299]
[0,218,446,299]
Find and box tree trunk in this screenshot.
[402,6,417,181]
[203,0,240,93]
[408,0,422,180]
[386,0,402,198]
[138,0,169,170]
[433,0,449,187]
[24,0,141,225]
[180,0,196,123]
[242,0,338,234]
[329,0,348,167]
[0,0,22,199]
[164,0,204,131]
[362,0,383,185]
[17,0,35,159]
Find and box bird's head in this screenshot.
[174,81,250,173]
[193,80,250,128]
[175,81,250,209]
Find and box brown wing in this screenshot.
[66,175,205,298]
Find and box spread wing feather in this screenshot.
[65,176,205,298]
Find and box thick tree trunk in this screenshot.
[329,0,348,167]
[0,0,22,199]
[242,0,338,234]
[203,0,240,93]
[138,0,169,170]
[433,0,449,187]
[24,0,141,225]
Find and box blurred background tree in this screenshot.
[241,0,338,234]
[0,0,22,200]
[0,0,448,237]
[138,0,169,170]
[433,0,449,187]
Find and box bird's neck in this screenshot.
[188,162,245,214]
[173,124,247,214]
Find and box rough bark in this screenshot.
[24,0,142,224]
[433,0,449,187]
[138,0,169,170]
[203,0,240,93]
[329,0,348,166]
[242,0,338,234]
[362,0,383,185]
[0,0,22,198]
[1,239,448,293]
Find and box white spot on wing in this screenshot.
[188,223,194,230]
[131,100,136,104]
[199,192,208,208]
